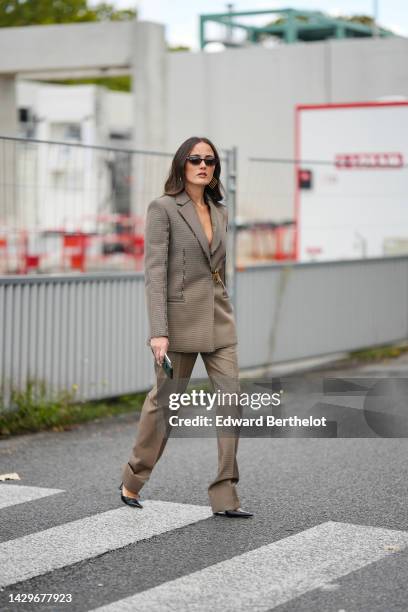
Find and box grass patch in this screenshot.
[0,380,146,438]
[0,379,212,438]
[349,342,408,362]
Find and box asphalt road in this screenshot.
[0,353,408,612]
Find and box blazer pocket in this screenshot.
[167,296,186,303]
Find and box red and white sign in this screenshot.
[335,152,404,169]
[295,101,408,262]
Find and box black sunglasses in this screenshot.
[186,155,217,167]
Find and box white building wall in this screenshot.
[298,103,408,262]
[165,36,408,223]
[10,34,408,231]
[15,82,133,231]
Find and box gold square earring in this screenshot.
[209,176,218,188]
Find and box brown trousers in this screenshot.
[121,344,242,513]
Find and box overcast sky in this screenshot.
[107,0,408,49]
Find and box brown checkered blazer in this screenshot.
[144,188,237,352]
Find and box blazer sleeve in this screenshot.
[144,199,170,342]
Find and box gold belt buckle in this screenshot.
[212,269,221,284]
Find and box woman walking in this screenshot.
[119,136,253,518]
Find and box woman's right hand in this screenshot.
[150,336,169,366]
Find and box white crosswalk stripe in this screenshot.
[2,488,407,612]
[89,521,408,612]
[0,484,64,510]
[0,500,212,588]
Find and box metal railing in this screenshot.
[1,255,407,408]
[1,135,407,408]
[0,135,173,274]
[241,153,408,264]
[0,136,236,284]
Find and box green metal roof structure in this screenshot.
[199,8,394,49]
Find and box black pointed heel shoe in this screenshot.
[213,508,254,518]
[119,482,143,508]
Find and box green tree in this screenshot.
[0,0,137,91]
[265,12,394,36]
[0,0,136,27]
[341,14,376,27]
[335,13,393,34]
[0,1,189,91]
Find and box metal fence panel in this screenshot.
[0,136,232,276]
[1,256,408,408]
[0,273,153,408]
[235,256,408,369]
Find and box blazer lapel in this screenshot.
[176,189,220,266]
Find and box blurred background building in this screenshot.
[1,2,408,400]
[0,4,407,272]
[17,81,133,225]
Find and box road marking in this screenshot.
[0,500,212,587]
[90,521,408,612]
[0,484,64,510]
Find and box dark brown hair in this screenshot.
[163,136,225,202]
